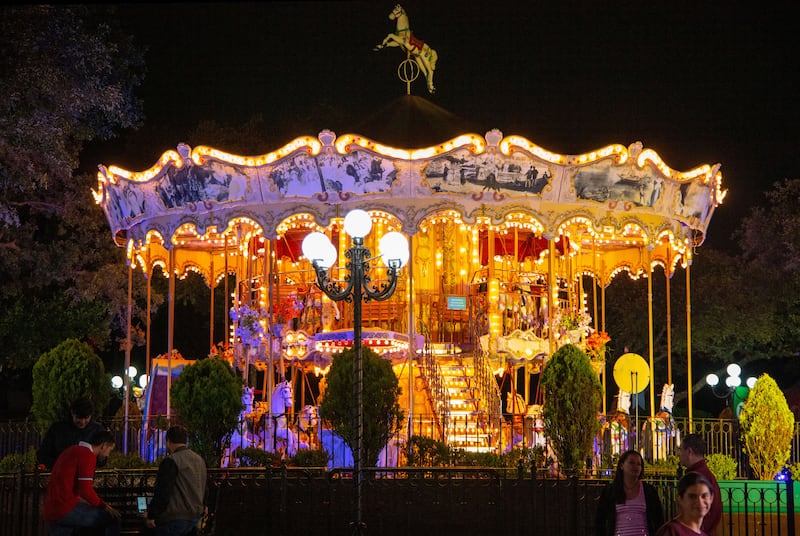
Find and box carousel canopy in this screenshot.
[93,111,725,285]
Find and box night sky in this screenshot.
[89,1,797,252]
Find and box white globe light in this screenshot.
[343,209,372,238]
[302,232,337,269]
[725,375,741,388]
[727,363,741,377]
[139,374,149,388]
[746,376,757,389]
[111,375,123,389]
[127,366,138,378]
[379,231,410,268]
[706,373,719,387]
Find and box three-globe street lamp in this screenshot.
[706,363,757,416]
[302,209,409,535]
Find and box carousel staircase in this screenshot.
[438,355,495,453]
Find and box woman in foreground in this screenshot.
[656,471,714,536]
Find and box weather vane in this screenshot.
[374,4,438,94]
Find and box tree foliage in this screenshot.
[319,347,403,467]
[170,357,242,468]
[541,343,603,476]
[739,374,795,480]
[31,338,111,428]
[0,6,145,373]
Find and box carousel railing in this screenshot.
[417,327,451,439]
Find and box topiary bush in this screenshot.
[541,343,603,476]
[170,357,243,468]
[31,338,111,429]
[739,373,795,480]
[319,347,403,468]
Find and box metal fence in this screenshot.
[3,416,800,478]
[1,467,797,536]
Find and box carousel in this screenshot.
[94,6,725,465]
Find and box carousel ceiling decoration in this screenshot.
[94,127,724,285]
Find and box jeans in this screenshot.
[49,501,121,536]
[153,518,199,536]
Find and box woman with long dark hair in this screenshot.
[595,449,665,535]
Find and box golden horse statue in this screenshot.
[374,4,438,93]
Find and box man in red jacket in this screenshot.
[43,429,121,535]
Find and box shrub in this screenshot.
[319,347,403,467]
[0,447,38,473]
[739,374,795,480]
[452,449,504,467]
[170,358,243,468]
[31,338,111,429]
[235,447,282,468]
[406,436,450,467]
[706,453,738,480]
[290,448,330,467]
[541,343,603,476]
[649,454,680,476]
[106,451,157,469]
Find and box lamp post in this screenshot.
[706,363,757,416]
[302,209,409,535]
[112,366,138,454]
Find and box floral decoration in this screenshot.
[230,305,267,346]
[553,309,592,332]
[586,330,611,361]
[276,295,304,323]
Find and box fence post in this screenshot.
[787,473,796,536]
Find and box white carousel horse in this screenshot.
[221,386,259,467]
[264,380,302,456]
[319,428,403,469]
[642,384,680,462]
[374,4,438,93]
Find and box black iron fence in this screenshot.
[1,467,797,536]
[3,416,800,478]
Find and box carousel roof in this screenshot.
[93,121,725,285]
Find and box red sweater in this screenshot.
[43,442,106,521]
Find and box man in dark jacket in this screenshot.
[37,397,105,470]
[146,426,207,535]
[679,433,722,535]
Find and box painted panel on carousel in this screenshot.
[268,151,397,197]
[424,149,553,196]
[103,159,254,228]
[572,159,665,209]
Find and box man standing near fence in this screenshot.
[146,426,207,535]
[679,433,722,535]
[37,397,105,470]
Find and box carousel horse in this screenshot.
[527,404,546,448]
[296,404,319,449]
[319,428,403,469]
[374,4,438,93]
[222,386,258,467]
[642,384,680,462]
[264,380,302,456]
[602,390,631,457]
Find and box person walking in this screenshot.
[42,429,121,535]
[656,471,715,536]
[595,449,665,536]
[146,426,207,535]
[678,434,722,535]
[37,396,105,470]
